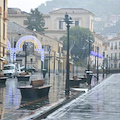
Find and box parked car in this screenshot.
[20,66,37,73]
[2,63,18,78]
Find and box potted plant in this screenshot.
[17,72,30,81]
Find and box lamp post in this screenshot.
[64,13,73,96]
[102,51,105,79]
[109,56,110,74]
[24,42,27,72]
[106,55,108,76]
[86,36,92,71]
[48,46,51,78]
[62,52,65,77]
[72,60,74,77]
[97,47,99,82]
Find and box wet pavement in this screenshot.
[0,71,104,120]
[45,74,120,120]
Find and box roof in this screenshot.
[49,8,94,16]
[8,8,29,17]
[7,21,35,35]
[109,36,120,41]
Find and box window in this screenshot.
[75,21,79,26]
[115,53,117,59]
[119,53,120,60]
[42,45,51,52]
[111,53,113,60]
[4,0,5,11]
[111,43,113,50]
[114,64,117,68]
[30,58,33,63]
[115,42,117,49]
[111,64,113,68]
[23,20,28,25]
[3,46,5,56]
[3,23,5,39]
[119,42,120,49]
[59,21,63,29]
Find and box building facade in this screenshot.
[0,0,8,70]
[44,8,94,40]
[91,32,104,68]
[7,21,64,72]
[108,36,120,69]
[8,8,94,41]
[8,8,29,28]
[8,8,105,72]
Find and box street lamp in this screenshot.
[106,55,108,76]
[86,36,92,71]
[64,13,73,96]
[48,46,51,78]
[102,51,105,79]
[109,56,110,74]
[62,52,65,76]
[24,42,28,72]
[97,47,99,82]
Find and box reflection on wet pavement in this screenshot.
[0,72,103,120]
[46,74,120,120]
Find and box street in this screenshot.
[0,71,103,120]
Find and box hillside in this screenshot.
[38,0,120,36]
[38,0,120,16]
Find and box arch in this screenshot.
[16,35,42,51]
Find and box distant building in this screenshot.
[0,0,8,70]
[108,36,120,69]
[44,8,94,40]
[7,21,64,72]
[91,32,104,68]
[8,8,29,28]
[8,8,94,41]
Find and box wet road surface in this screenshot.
[0,72,103,120]
[46,74,120,120]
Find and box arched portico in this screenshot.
[16,35,42,51]
[7,35,44,63]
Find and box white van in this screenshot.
[2,64,18,78]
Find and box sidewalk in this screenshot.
[45,74,120,120]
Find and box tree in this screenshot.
[60,26,94,66]
[27,8,45,32]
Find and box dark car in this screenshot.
[27,66,37,73]
[20,66,37,73]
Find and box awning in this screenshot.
[0,57,6,61]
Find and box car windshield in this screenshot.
[3,66,14,70]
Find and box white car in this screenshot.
[2,64,18,78]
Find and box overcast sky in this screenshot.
[8,0,50,12]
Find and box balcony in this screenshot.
[0,6,2,15]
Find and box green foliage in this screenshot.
[60,26,94,65]
[27,8,45,32]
